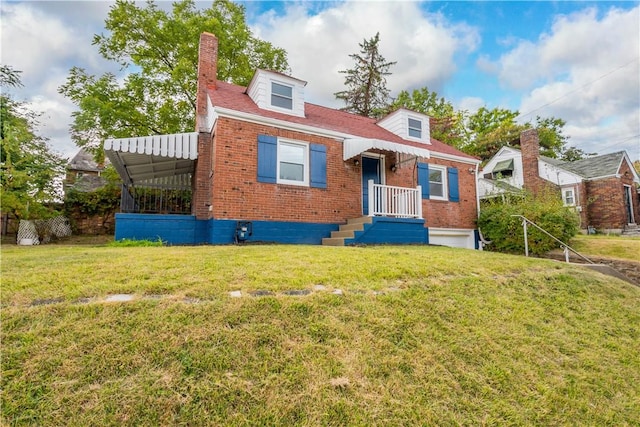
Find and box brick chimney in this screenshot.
[193,32,218,220]
[196,32,218,125]
[520,129,542,194]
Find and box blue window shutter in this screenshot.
[310,144,327,189]
[257,134,277,183]
[448,167,459,202]
[417,162,430,199]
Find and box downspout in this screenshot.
[475,162,482,250]
[475,162,481,220]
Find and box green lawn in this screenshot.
[2,244,639,425]
[570,234,640,262]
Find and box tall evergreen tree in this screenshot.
[334,32,396,118]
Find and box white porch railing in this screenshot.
[368,179,423,219]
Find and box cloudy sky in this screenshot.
[2,0,639,161]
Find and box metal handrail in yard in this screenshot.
[511,214,595,264]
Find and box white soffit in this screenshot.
[343,138,431,161]
[104,132,198,186]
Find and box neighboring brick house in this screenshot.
[104,32,481,248]
[479,129,640,233]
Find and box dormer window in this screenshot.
[247,70,307,118]
[271,82,293,110]
[377,109,430,144]
[408,118,422,139]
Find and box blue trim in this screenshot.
[257,134,277,183]
[345,217,427,245]
[114,215,440,246]
[211,220,339,244]
[115,214,340,245]
[417,162,430,199]
[114,213,209,245]
[448,167,459,202]
[310,144,327,189]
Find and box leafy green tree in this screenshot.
[464,108,569,162]
[387,87,467,147]
[1,66,65,220]
[334,32,396,118]
[464,107,523,160]
[534,116,569,158]
[59,0,289,158]
[559,146,597,162]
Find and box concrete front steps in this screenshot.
[322,216,372,246]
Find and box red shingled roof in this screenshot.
[208,81,477,161]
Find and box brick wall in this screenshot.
[576,183,589,227]
[585,160,640,229]
[585,178,626,229]
[193,130,214,219]
[208,117,478,228]
[424,159,478,229]
[619,160,640,225]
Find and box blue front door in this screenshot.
[362,156,381,215]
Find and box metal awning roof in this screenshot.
[493,158,514,173]
[343,138,431,160]
[104,132,198,187]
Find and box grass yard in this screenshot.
[2,244,639,425]
[569,234,640,262]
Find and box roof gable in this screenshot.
[560,151,627,179]
[68,148,107,172]
[209,81,477,162]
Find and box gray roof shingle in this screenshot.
[559,151,625,179]
[67,148,108,172]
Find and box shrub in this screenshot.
[478,190,580,256]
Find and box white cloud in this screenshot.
[456,96,485,113]
[1,1,117,159]
[492,7,639,89]
[252,1,479,107]
[486,5,640,159]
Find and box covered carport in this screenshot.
[104,133,210,244]
[104,132,198,214]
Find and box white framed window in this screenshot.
[408,117,422,139]
[271,81,293,110]
[277,140,308,186]
[563,188,575,206]
[429,165,448,200]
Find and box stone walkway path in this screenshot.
[25,285,403,308]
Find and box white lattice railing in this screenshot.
[368,180,422,219]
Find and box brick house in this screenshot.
[479,129,640,233]
[105,32,481,248]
